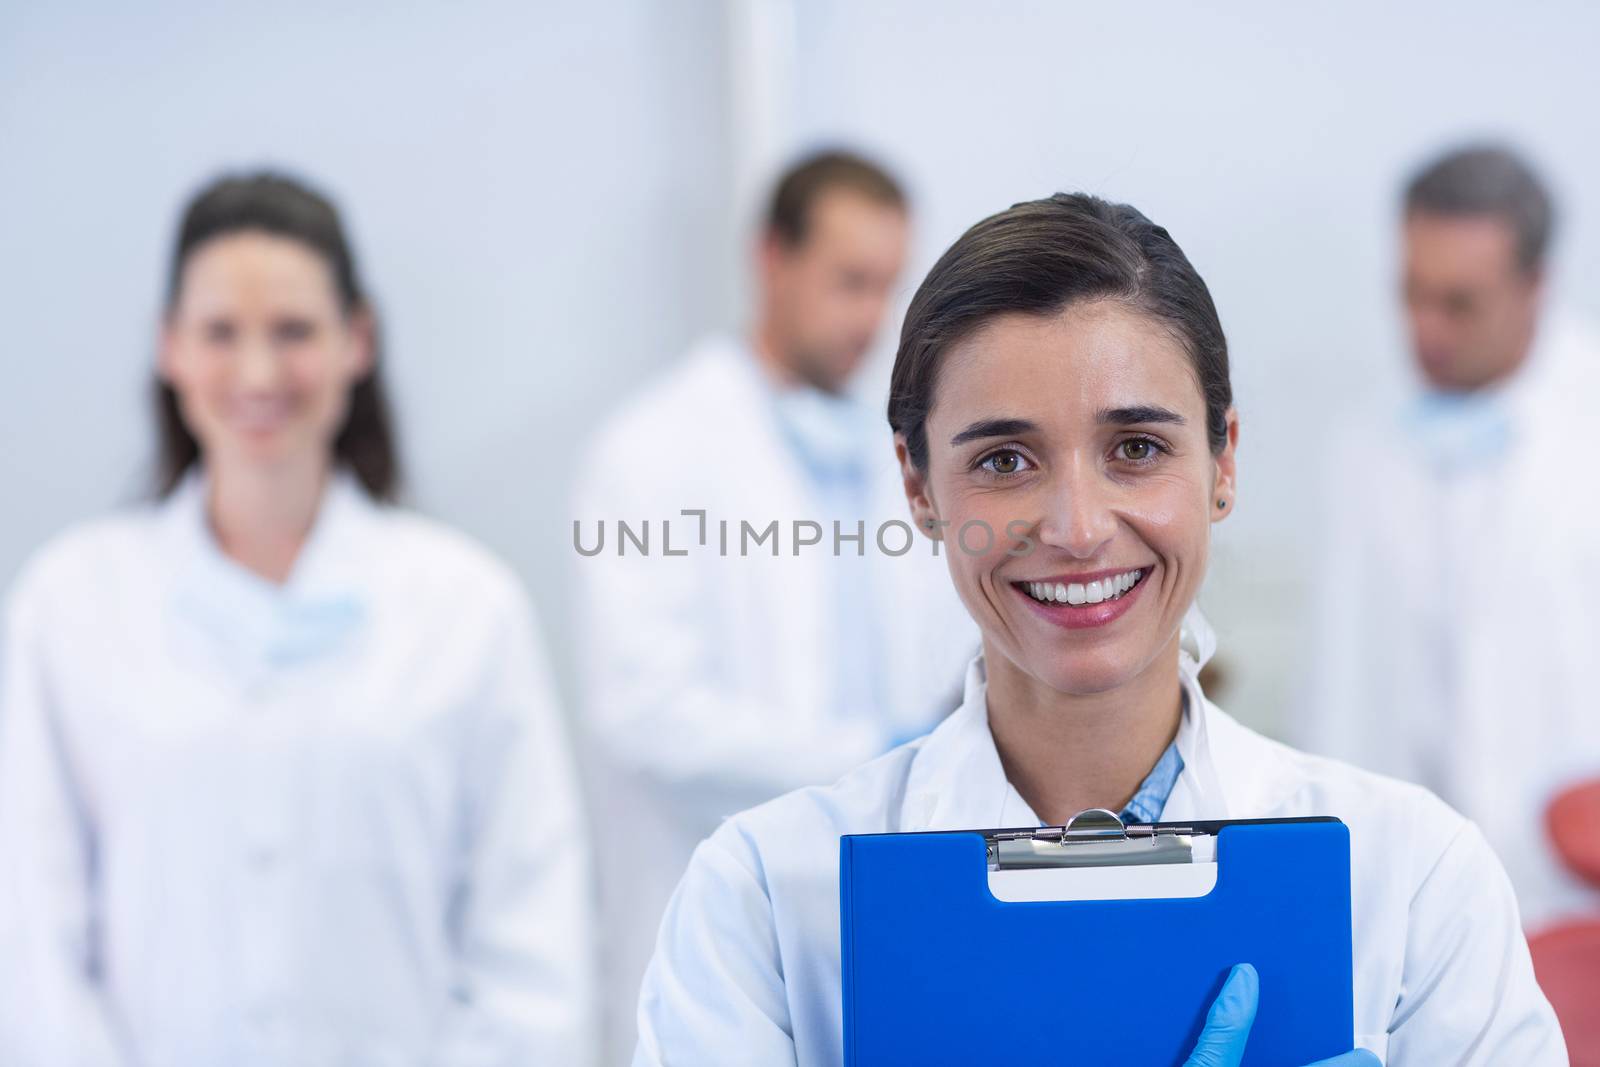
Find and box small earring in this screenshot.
[1216,499,1227,509]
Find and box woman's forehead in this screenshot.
[930,302,1202,427]
[178,233,337,312]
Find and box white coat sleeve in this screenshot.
[429,593,599,1067]
[0,580,134,1066]
[632,828,796,1066]
[1386,820,1567,1065]
[573,458,885,804]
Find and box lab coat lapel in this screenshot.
[165,469,373,680]
[1167,694,1302,821]
[899,657,1014,833]
[166,473,279,678]
[273,472,374,665]
[1168,605,1305,821]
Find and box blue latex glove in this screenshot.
[1184,963,1382,1067]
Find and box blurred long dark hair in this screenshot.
[155,171,400,500]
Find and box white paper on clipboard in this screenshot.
[988,835,1218,902]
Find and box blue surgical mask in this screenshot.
[772,386,874,480]
[263,593,367,666]
[173,567,367,672]
[1403,388,1514,472]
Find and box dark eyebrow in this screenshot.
[949,417,1039,446]
[1099,405,1186,427]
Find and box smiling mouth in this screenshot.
[1014,568,1148,607]
[227,395,295,432]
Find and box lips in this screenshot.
[225,394,295,434]
[1020,567,1145,606]
[1010,566,1153,630]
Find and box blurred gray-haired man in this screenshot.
[1299,143,1600,934]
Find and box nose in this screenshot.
[238,335,281,389]
[1035,457,1118,560]
[1406,295,1456,349]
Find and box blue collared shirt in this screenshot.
[1119,740,1185,824]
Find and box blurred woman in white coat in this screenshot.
[634,193,1564,1065]
[0,173,595,1066]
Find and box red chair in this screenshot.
[1531,780,1600,1066]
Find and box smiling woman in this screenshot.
[0,173,596,1064]
[906,304,1229,718]
[886,196,1240,819]
[155,174,398,508]
[631,193,1566,1066]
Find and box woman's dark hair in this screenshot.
[156,171,400,500]
[888,192,1231,470]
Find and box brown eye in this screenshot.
[273,318,316,344]
[1118,439,1162,462]
[980,449,1029,476]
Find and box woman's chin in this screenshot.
[207,430,324,472]
[1024,648,1143,697]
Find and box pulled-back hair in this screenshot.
[889,192,1230,470]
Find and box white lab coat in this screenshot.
[1299,314,1600,932]
[0,471,596,1067]
[635,632,1566,1066]
[574,336,977,1063]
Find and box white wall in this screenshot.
[0,1,736,700]
[778,0,1600,732]
[3,1,1597,731]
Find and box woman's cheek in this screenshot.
[1130,485,1212,602]
[947,488,1025,562]
[935,491,1011,615]
[291,352,352,433]
[185,366,236,441]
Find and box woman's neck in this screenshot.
[204,454,330,585]
[984,634,1184,827]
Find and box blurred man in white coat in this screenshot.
[1299,144,1600,933]
[573,150,975,1061]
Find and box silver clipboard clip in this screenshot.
[984,808,1214,871]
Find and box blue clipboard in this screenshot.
[840,816,1353,1065]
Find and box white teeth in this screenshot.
[1021,568,1146,605]
[230,395,293,430]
